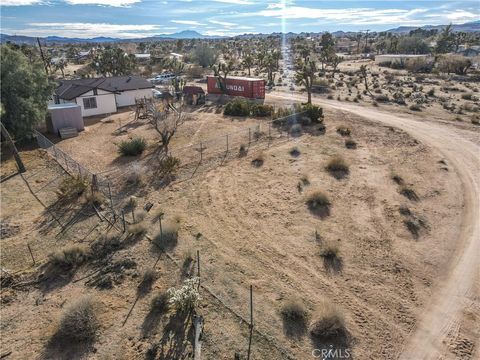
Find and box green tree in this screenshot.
[91,47,136,76]
[193,43,218,68]
[1,45,54,139]
[435,24,454,54]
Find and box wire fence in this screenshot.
[167,111,306,182]
[34,130,116,219]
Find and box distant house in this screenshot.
[375,54,430,66]
[456,48,480,57]
[54,76,154,117]
[134,53,151,63]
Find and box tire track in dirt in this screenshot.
[270,92,480,360]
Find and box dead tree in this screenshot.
[148,106,185,154]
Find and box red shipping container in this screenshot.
[207,76,265,99]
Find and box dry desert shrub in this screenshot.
[127,221,147,236]
[48,245,89,270]
[167,277,201,312]
[281,298,308,322]
[125,163,145,186]
[306,190,331,218]
[289,146,301,157]
[309,298,346,339]
[326,156,349,179]
[153,222,179,252]
[56,296,99,342]
[391,173,405,185]
[345,139,357,149]
[57,176,88,199]
[83,190,106,206]
[138,269,157,295]
[336,126,351,136]
[251,153,264,167]
[399,185,420,201]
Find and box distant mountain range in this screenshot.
[0,30,219,44]
[1,21,479,45]
[386,20,480,34]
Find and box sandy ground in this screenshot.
[1,93,478,359]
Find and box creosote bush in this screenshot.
[409,103,421,112]
[158,156,180,176]
[224,99,251,116]
[57,176,88,199]
[309,298,346,339]
[56,296,99,342]
[319,242,340,260]
[118,137,147,156]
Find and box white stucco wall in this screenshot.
[75,89,117,117]
[115,88,153,108]
[375,54,429,65]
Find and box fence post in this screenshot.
[226,135,229,153]
[91,174,98,193]
[268,122,271,148]
[197,250,201,290]
[121,210,126,233]
[27,243,36,265]
[247,284,254,360]
[199,142,203,163]
[107,183,115,221]
[248,128,251,147]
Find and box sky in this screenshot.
[1,0,479,39]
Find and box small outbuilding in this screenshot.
[47,103,84,135]
[183,86,205,105]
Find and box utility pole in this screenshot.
[37,37,49,75]
[360,29,371,55]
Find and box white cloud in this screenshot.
[212,0,254,4]
[1,0,42,5]
[209,20,236,27]
[65,0,140,6]
[21,22,162,38]
[171,20,206,26]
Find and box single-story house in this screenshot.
[54,76,154,117]
[183,86,205,105]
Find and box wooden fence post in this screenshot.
[226,135,229,153]
[268,122,271,148]
[248,128,251,147]
[199,142,203,163]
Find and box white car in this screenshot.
[154,73,176,83]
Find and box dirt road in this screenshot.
[270,92,480,359]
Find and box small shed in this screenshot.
[47,103,84,135]
[183,86,205,105]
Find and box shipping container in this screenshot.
[207,76,265,99]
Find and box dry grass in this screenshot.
[152,223,179,252]
[57,176,88,199]
[127,221,147,236]
[319,242,340,259]
[56,296,99,342]
[48,245,89,270]
[309,298,346,339]
[83,190,106,206]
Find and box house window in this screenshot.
[83,97,97,109]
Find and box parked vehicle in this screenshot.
[153,73,177,84]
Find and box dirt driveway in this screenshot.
[269,91,480,360]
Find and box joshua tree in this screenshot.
[359,65,372,96]
[212,59,235,93]
[295,58,317,104]
[329,55,344,79]
[242,54,254,76]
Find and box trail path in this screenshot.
[270,92,480,359]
